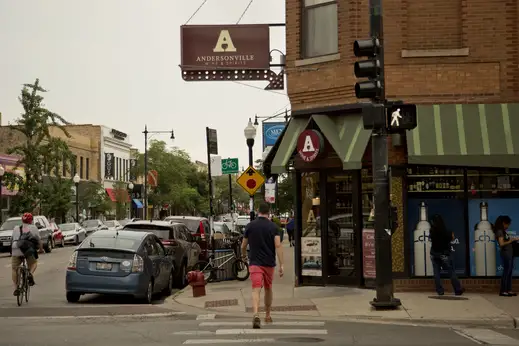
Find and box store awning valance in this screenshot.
[407,104,519,168]
[311,114,371,170]
[270,118,310,174]
[265,114,371,174]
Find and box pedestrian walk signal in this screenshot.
[386,104,417,132]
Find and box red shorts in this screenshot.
[249,265,275,289]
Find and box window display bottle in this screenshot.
[474,202,496,276]
[413,202,433,276]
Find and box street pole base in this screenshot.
[370,297,402,310]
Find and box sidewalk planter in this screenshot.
[263,104,519,292]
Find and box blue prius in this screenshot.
[65,229,174,304]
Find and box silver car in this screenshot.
[59,223,87,245]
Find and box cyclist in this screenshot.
[11,212,44,296]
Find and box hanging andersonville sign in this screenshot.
[180,24,284,90]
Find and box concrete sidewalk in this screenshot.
[170,243,519,329]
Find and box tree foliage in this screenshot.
[3,79,75,216]
[134,140,250,217]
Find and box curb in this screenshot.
[169,292,518,329]
[0,311,188,321]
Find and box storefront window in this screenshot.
[406,165,467,277]
[326,173,355,278]
[301,172,321,277]
[467,168,519,277]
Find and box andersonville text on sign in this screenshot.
[180,24,270,70]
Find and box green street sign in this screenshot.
[221,158,239,174]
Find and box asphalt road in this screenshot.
[0,246,179,317]
[1,315,519,346]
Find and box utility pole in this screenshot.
[353,0,401,309]
[143,125,148,220]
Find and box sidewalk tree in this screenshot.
[80,181,112,217]
[3,79,73,216]
[113,181,129,220]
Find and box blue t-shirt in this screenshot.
[244,216,278,267]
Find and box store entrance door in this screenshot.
[324,171,362,285]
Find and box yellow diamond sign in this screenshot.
[236,166,265,196]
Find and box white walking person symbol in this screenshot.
[391,108,402,127]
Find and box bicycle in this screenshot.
[193,237,249,283]
[15,257,30,306]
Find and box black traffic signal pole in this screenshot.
[206,127,216,258]
[369,0,400,309]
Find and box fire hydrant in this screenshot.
[187,270,206,297]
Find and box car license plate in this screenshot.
[3,242,10,246]
[96,262,112,270]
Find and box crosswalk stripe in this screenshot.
[174,331,215,336]
[200,321,325,327]
[454,328,517,345]
[215,329,328,335]
[184,339,275,344]
[196,314,216,320]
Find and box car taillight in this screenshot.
[67,251,78,270]
[161,239,178,246]
[131,254,144,272]
[200,221,205,239]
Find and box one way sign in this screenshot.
[386,104,417,133]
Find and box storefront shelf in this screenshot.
[408,190,464,193]
[408,174,464,178]
[471,189,519,192]
[468,174,519,177]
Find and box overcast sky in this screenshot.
[0,0,288,169]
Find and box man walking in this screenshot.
[241,203,284,329]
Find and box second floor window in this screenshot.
[86,158,90,180]
[80,156,84,179]
[302,0,338,59]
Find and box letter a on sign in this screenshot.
[302,135,315,153]
[213,30,237,52]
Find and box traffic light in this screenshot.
[353,38,382,100]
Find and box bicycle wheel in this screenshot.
[24,270,30,303]
[232,259,250,281]
[16,267,24,306]
[193,261,215,283]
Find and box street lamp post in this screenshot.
[128,182,134,219]
[73,173,80,223]
[0,165,5,224]
[244,118,257,222]
[143,125,174,220]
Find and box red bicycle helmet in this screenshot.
[22,212,33,224]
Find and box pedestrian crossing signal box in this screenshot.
[386,104,417,133]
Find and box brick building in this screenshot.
[0,124,102,182]
[264,0,519,291]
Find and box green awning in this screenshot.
[312,114,371,170]
[407,104,519,168]
[270,117,310,174]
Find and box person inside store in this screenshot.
[429,214,464,296]
[493,215,517,297]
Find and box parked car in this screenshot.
[123,221,201,287]
[65,229,174,304]
[59,223,87,245]
[163,216,210,260]
[0,218,20,253]
[213,222,232,238]
[235,216,250,234]
[118,218,140,227]
[81,219,108,236]
[33,216,54,252]
[50,222,65,247]
[0,216,53,253]
[103,220,122,231]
